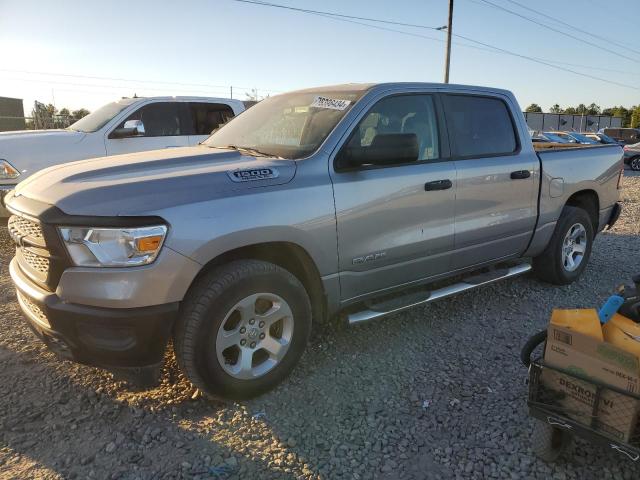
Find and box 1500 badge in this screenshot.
[227,168,279,182]
[352,251,387,265]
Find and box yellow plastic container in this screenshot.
[550,309,604,341]
[602,314,640,358]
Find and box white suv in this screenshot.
[0,96,245,215]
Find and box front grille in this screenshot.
[21,249,50,275]
[17,291,50,327]
[8,215,44,241]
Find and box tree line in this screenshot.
[524,103,640,128]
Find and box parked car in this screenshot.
[5,83,623,399]
[0,96,246,216]
[599,127,640,145]
[584,132,622,145]
[623,142,640,170]
[543,131,598,145]
[539,132,572,143]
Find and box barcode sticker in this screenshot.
[554,330,573,345]
[310,96,351,110]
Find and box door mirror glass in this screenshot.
[112,119,145,138]
[341,133,419,167]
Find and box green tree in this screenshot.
[72,108,90,120]
[587,103,601,115]
[575,104,588,115]
[59,108,70,117]
[563,107,577,114]
[631,106,640,128]
[549,104,562,114]
[525,103,543,113]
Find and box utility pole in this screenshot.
[443,0,454,83]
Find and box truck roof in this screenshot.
[115,95,245,105]
[289,82,514,98]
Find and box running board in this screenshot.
[347,263,532,325]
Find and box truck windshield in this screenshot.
[68,98,138,133]
[204,90,365,159]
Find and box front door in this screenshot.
[105,101,190,156]
[330,94,456,302]
[442,93,538,269]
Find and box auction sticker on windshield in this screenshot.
[310,96,351,110]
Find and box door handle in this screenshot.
[511,170,531,180]
[425,179,453,191]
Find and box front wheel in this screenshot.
[630,157,640,171]
[174,260,312,400]
[533,206,594,285]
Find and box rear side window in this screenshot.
[443,95,518,158]
[190,102,235,135]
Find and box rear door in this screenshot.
[442,93,538,269]
[105,101,191,155]
[330,93,457,301]
[187,102,236,145]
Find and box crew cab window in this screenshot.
[115,102,187,137]
[345,94,440,162]
[189,102,235,135]
[443,95,518,157]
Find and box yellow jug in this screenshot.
[550,309,604,341]
[602,314,640,358]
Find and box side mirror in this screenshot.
[111,119,145,139]
[339,133,419,168]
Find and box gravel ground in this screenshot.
[1,170,639,480]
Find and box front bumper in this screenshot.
[10,258,179,368]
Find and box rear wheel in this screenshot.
[630,157,640,171]
[174,260,312,400]
[533,206,594,285]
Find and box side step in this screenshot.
[347,263,532,325]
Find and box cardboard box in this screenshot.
[543,310,640,443]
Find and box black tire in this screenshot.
[174,260,312,400]
[521,330,547,368]
[533,206,594,285]
[531,420,573,462]
[630,157,640,171]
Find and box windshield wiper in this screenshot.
[212,145,283,159]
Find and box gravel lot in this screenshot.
[1,170,639,480]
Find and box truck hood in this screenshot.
[0,129,88,180]
[13,146,296,216]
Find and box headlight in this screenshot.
[59,225,167,267]
[0,160,20,180]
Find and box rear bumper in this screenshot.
[10,258,178,368]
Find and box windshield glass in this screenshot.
[570,133,598,144]
[542,132,569,143]
[68,98,138,133]
[597,134,617,144]
[204,90,366,159]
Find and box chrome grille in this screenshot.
[8,215,44,241]
[17,291,50,327]
[21,249,50,275]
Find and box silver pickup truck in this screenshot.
[5,83,623,399]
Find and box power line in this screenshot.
[0,68,283,93]
[228,0,640,91]
[475,0,640,64]
[501,0,640,56]
[230,0,442,31]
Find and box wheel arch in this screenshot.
[564,189,599,232]
[188,241,327,324]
